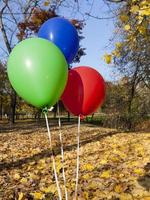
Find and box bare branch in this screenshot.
[6,4,18,25]
[0,46,9,56]
[85,12,117,20]
[0,2,12,53]
[105,0,126,3]
[9,28,17,46]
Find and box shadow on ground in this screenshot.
[0,125,118,171]
[138,163,150,191]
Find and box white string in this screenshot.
[57,102,68,200]
[44,112,62,200]
[75,115,81,199]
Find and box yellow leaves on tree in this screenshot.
[138,26,147,34]
[112,50,121,58]
[110,42,122,60]
[119,14,129,23]
[104,54,112,64]
[44,1,49,6]
[139,0,150,16]
[130,0,150,16]
[112,0,150,62]
[130,5,139,13]
[139,9,150,16]
[124,24,131,31]
[115,42,122,49]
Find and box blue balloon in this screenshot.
[38,17,79,64]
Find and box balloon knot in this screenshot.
[42,107,48,114]
[79,114,85,120]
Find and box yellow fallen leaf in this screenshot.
[13,173,20,180]
[128,161,139,168]
[100,159,108,165]
[31,192,44,200]
[27,165,31,171]
[67,182,75,190]
[134,168,144,175]
[88,181,99,189]
[37,164,46,170]
[30,161,36,165]
[120,193,133,200]
[20,177,28,184]
[114,184,123,193]
[18,192,24,200]
[143,197,150,200]
[111,156,120,162]
[44,184,57,194]
[38,159,46,164]
[82,163,94,171]
[83,191,88,200]
[116,150,127,159]
[100,170,111,178]
[40,186,51,193]
[29,173,39,180]
[82,174,90,180]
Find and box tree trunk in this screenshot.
[127,80,136,130]
[67,111,70,122]
[9,89,17,124]
[53,104,57,118]
[91,113,95,122]
[0,96,2,120]
[127,62,140,130]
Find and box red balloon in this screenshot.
[61,66,106,116]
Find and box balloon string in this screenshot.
[75,115,81,199]
[57,102,68,200]
[44,112,62,200]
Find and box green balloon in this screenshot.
[7,38,68,108]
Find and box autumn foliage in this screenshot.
[0,122,150,199]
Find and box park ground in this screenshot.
[0,120,150,200]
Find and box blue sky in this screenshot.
[59,0,117,81]
[79,17,115,81]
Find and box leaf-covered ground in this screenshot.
[0,121,150,200]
